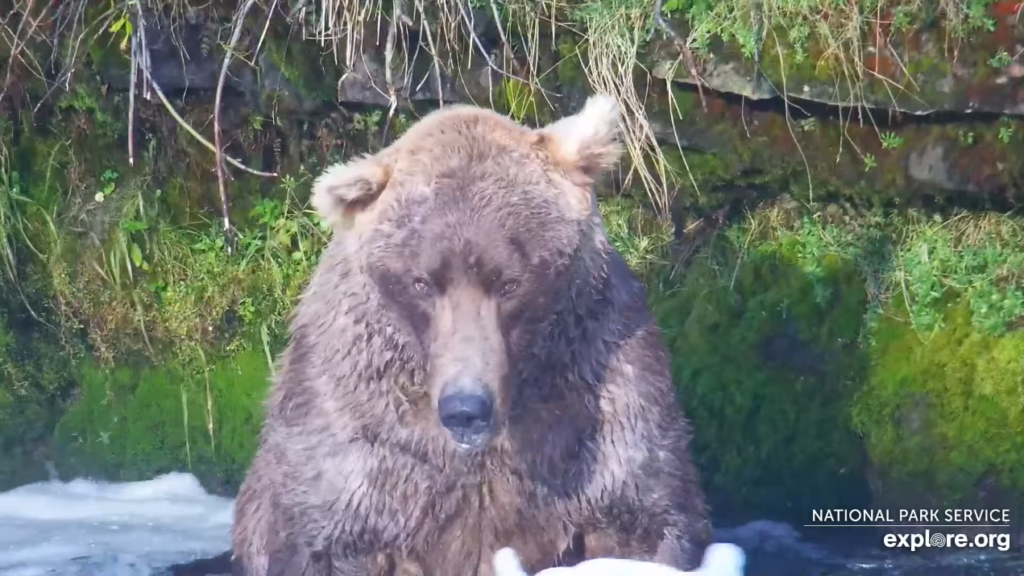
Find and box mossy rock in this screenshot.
[0,313,78,490]
[852,300,1024,510]
[52,348,271,493]
[650,234,874,524]
[262,34,341,107]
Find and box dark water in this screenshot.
[716,520,1024,576]
[165,520,1024,575]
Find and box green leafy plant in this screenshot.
[988,48,1012,68]
[997,117,1015,144]
[880,132,904,150]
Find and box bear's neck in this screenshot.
[524,238,651,376]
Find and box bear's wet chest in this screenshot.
[401,475,581,576]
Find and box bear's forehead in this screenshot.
[377,189,571,276]
[399,187,568,248]
[387,156,565,227]
[397,206,529,262]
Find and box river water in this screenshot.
[0,472,1020,575]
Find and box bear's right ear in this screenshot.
[310,155,392,232]
[535,94,623,185]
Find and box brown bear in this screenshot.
[231,94,712,576]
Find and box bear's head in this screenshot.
[308,95,624,453]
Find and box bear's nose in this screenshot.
[437,392,494,433]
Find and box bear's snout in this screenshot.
[437,386,495,450]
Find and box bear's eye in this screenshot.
[498,279,518,297]
[413,277,432,293]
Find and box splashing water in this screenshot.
[0,472,233,575]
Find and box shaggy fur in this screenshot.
[231,94,713,576]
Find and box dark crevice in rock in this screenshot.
[673,80,1024,127]
[653,79,1023,219]
[160,551,233,576]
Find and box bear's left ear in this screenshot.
[311,154,392,232]
[535,94,623,186]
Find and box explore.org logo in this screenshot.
[881,530,1011,552]
[806,508,1013,553]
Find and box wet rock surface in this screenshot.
[160,551,232,576]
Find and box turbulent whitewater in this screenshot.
[0,473,232,576]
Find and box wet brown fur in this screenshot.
[232,95,713,576]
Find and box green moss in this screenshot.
[667,85,701,122]
[85,16,132,93]
[263,34,340,104]
[658,140,796,212]
[599,197,878,524]
[54,78,124,142]
[15,152,327,366]
[852,300,1024,506]
[755,25,832,88]
[0,313,78,490]
[0,64,326,490]
[555,33,589,88]
[52,347,271,491]
[611,200,1024,521]
[598,196,675,285]
[650,228,872,523]
[662,146,736,194]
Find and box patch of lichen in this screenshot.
[851,299,1024,507]
[51,347,271,491]
[751,26,950,112]
[754,25,833,89]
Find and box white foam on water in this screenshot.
[0,472,233,576]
